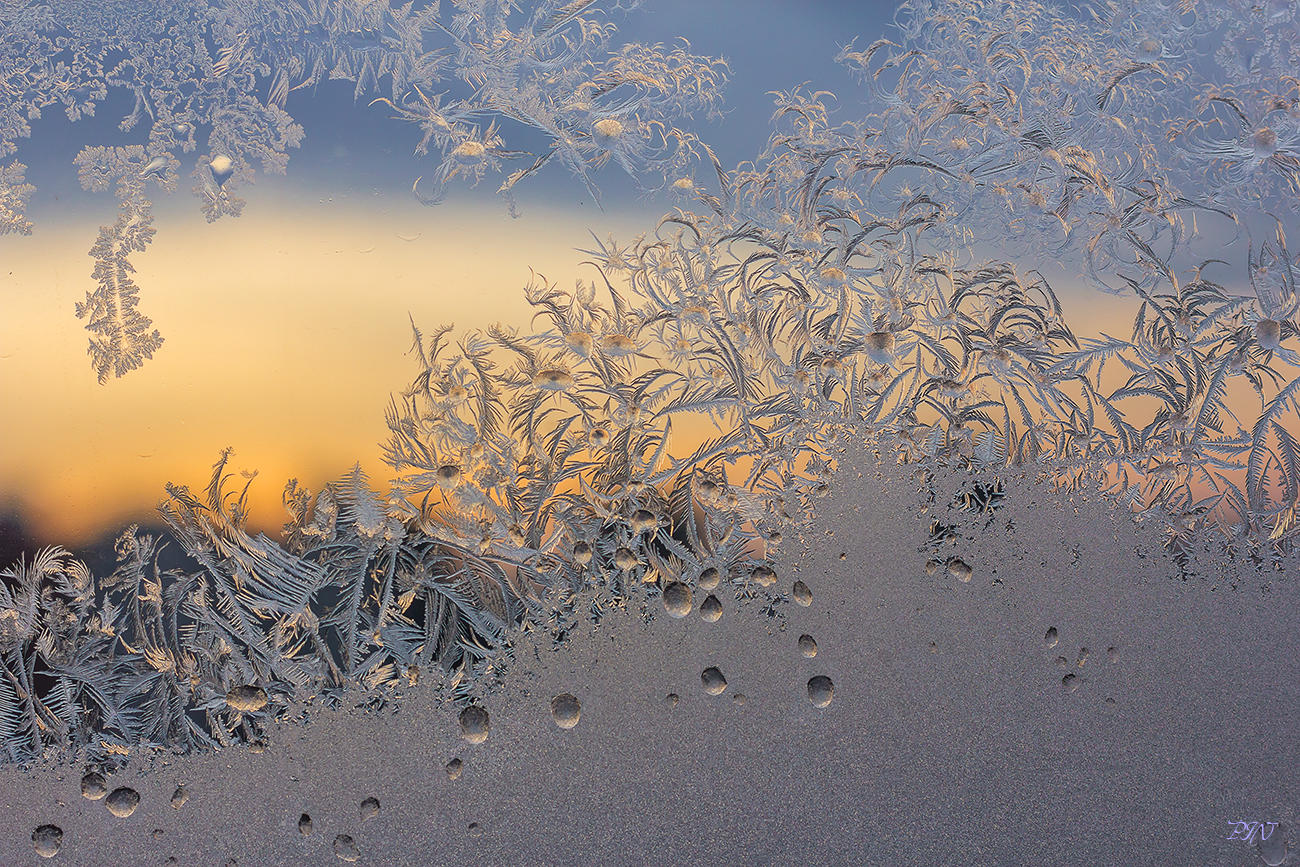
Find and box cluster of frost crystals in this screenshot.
[831,0,1300,294]
[72,145,175,382]
[0,160,34,235]
[0,0,725,379]
[378,1,728,211]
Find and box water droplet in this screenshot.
[105,787,140,818]
[924,559,940,575]
[732,693,747,706]
[751,565,776,587]
[699,594,722,622]
[32,825,62,858]
[359,797,380,822]
[630,509,657,534]
[865,331,896,365]
[435,464,462,490]
[798,634,818,658]
[1252,126,1279,158]
[808,675,834,707]
[1135,36,1163,62]
[1259,821,1288,865]
[226,685,267,712]
[698,567,720,590]
[551,693,581,729]
[140,155,168,178]
[81,771,107,800]
[947,558,972,582]
[1045,627,1059,648]
[791,581,813,606]
[333,833,360,861]
[446,757,463,780]
[662,582,692,617]
[532,368,574,391]
[468,821,483,837]
[170,785,189,809]
[298,813,312,835]
[1076,647,1089,668]
[1106,645,1119,663]
[701,667,727,695]
[1062,673,1079,693]
[209,154,235,185]
[664,693,679,707]
[459,705,490,744]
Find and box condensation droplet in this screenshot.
[662,582,692,617]
[1259,821,1288,866]
[459,705,490,744]
[808,675,834,707]
[924,559,940,575]
[1062,673,1079,693]
[697,567,720,590]
[798,634,818,658]
[105,787,140,818]
[701,667,727,695]
[468,822,483,837]
[226,685,268,713]
[751,565,777,587]
[359,797,380,822]
[333,834,360,862]
[32,825,62,858]
[446,757,464,780]
[140,155,168,179]
[947,558,972,582]
[1045,627,1059,648]
[551,693,581,729]
[664,693,680,707]
[81,772,107,800]
[1107,645,1119,663]
[171,785,189,809]
[791,581,813,606]
[298,813,312,835]
[732,693,747,706]
[699,594,722,622]
[209,154,235,185]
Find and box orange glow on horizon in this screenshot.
[0,194,654,547]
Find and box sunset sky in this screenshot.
[0,0,1268,552]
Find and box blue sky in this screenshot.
[18,0,897,223]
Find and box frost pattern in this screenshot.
[0,0,725,379]
[3,0,1300,766]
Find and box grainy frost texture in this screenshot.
[2,0,1300,862]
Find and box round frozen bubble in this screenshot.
[81,771,107,800]
[808,675,834,708]
[699,594,722,622]
[551,693,581,729]
[459,705,490,744]
[662,581,692,618]
[105,787,140,818]
[32,825,62,859]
